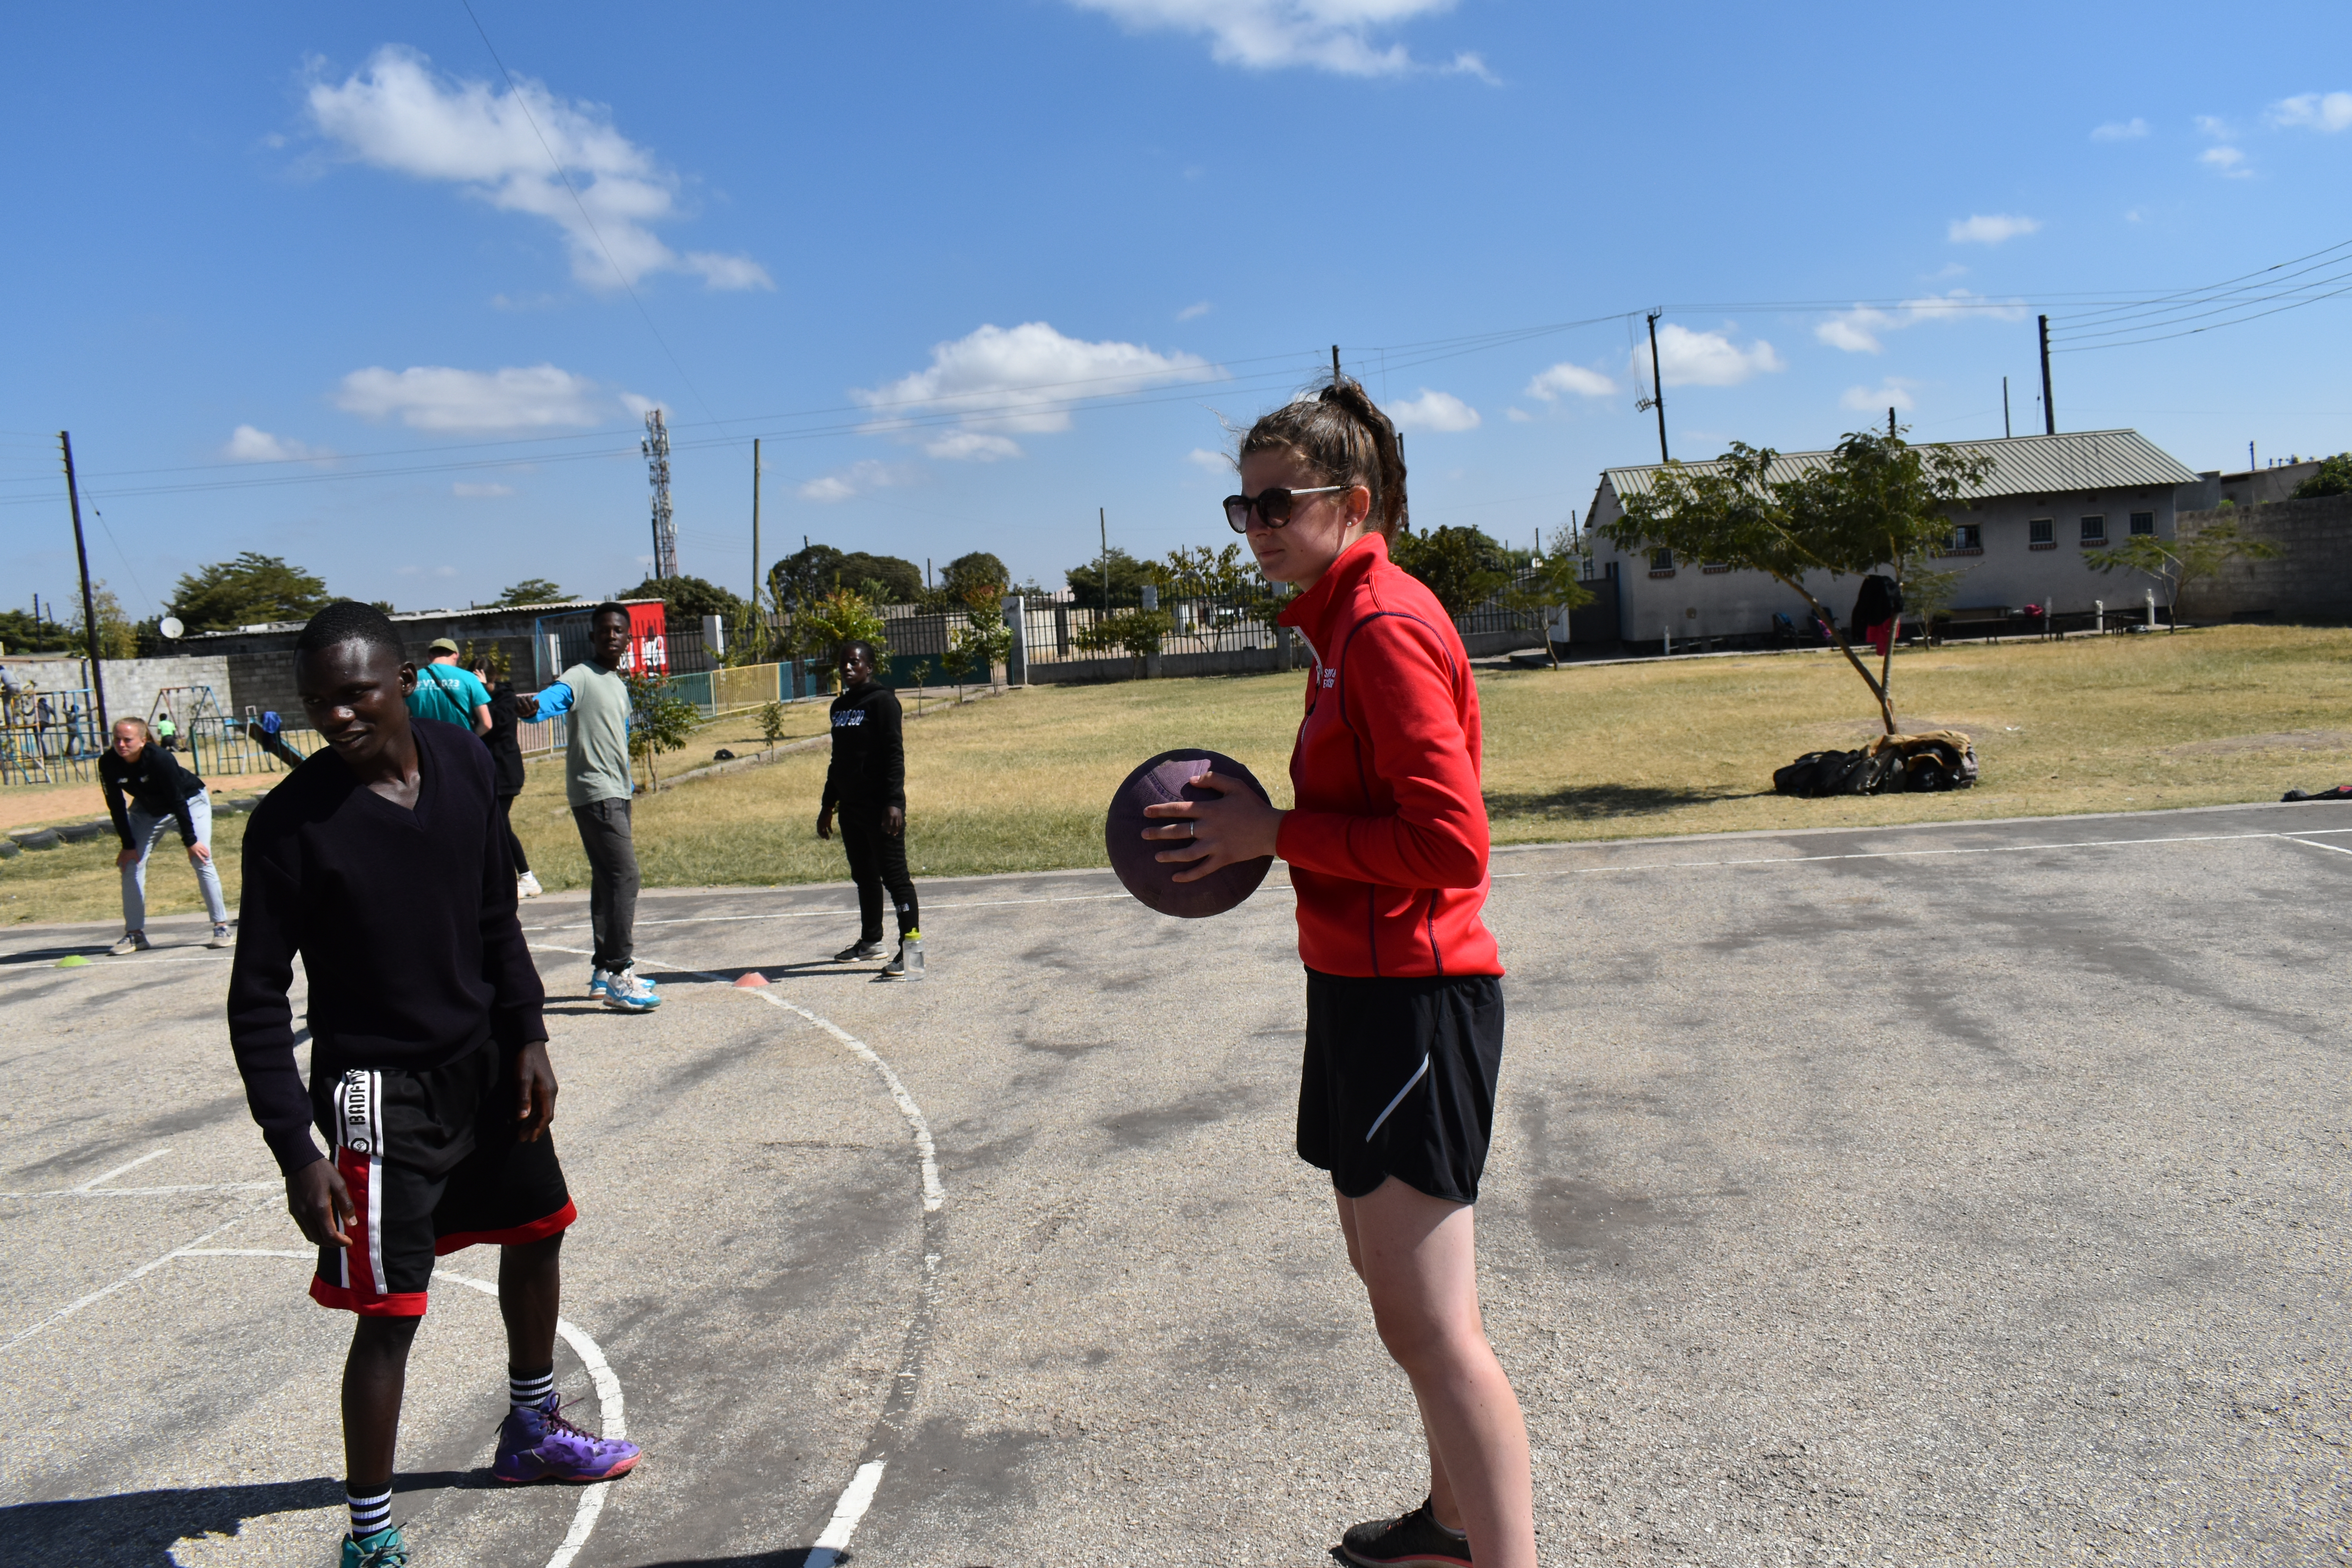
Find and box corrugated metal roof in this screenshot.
[1603,428,2201,502]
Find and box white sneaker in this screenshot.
[517,871,543,898]
[603,969,662,1012]
[208,923,234,949]
[107,931,151,957]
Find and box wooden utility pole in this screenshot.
[58,431,108,736]
[1644,312,1669,463]
[2003,376,2011,439]
[1332,343,1341,383]
[1889,407,1898,439]
[750,437,762,619]
[2038,315,2056,435]
[1099,507,1110,614]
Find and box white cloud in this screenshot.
[2200,145,2250,176]
[306,46,770,292]
[335,364,627,431]
[1064,0,1468,77]
[451,482,514,497]
[795,459,920,502]
[1524,362,1617,400]
[223,425,333,463]
[1815,289,2026,354]
[1504,407,1534,423]
[854,321,1216,460]
[2272,91,2352,131]
[1388,388,1481,432]
[1947,213,2041,245]
[1177,300,1214,321]
[1639,324,1784,388]
[1840,381,1917,413]
[2092,117,2150,141]
[2194,114,2233,138]
[1187,446,1232,470]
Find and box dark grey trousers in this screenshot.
[572,798,640,973]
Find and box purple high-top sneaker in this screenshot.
[492,1395,641,1484]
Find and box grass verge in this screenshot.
[9,625,2350,926]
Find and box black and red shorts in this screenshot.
[1298,969,1505,1205]
[308,1039,575,1318]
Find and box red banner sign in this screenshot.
[619,603,668,675]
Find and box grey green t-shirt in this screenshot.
[559,661,634,807]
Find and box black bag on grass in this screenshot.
[1773,747,1910,798]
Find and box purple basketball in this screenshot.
[1105,748,1274,918]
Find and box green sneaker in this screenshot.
[342,1526,410,1567]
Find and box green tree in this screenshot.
[1390,525,1512,617]
[949,599,1014,690]
[1603,428,1994,734]
[0,608,83,653]
[1065,546,1154,610]
[612,573,748,623]
[1502,526,1597,668]
[769,544,846,611]
[171,552,333,632]
[2088,519,2281,629]
[1153,542,1263,601]
[1074,608,1175,677]
[2290,453,2352,499]
[941,552,1009,600]
[797,586,889,685]
[71,581,139,661]
[495,577,570,606]
[625,671,702,791]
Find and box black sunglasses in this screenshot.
[1223,485,1350,533]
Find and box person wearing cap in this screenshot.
[407,638,492,736]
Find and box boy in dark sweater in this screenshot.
[227,603,637,1568]
[817,639,922,976]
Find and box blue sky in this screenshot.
[4,1,2347,622]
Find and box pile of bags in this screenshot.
[1774,730,1978,797]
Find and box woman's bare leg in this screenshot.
[1338,1179,1535,1568]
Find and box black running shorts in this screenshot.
[1297,969,1505,1204]
[307,1039,574,1317]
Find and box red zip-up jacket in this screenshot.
[1274,533,1503,978]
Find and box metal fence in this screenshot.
[1,686,102,785]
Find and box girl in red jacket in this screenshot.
[1144,377,1534,1568]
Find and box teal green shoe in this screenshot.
[341,1526,409,1567]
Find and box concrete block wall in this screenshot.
[101,656,236,728]
[2176,493,2352,621]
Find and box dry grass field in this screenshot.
[9,624,2352,927]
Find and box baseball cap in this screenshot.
[428,637,459,655]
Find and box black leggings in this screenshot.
[497,793,530,876]
[839,808,918,944]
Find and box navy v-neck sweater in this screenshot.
[227,718,547,1175]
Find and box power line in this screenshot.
[457,0,718,423]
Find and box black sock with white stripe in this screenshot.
[345,1483,392,1541]
[510,1365,555,1415]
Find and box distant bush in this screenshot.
[2290,453,2352,499]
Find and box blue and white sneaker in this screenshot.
[341,1526,410,1567]
[588,967,659,997]
[602,970,662,1012]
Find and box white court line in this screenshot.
[0,1202,273,1354]
[74,1146,173,1190]
[2281,834,2352,858]
[1486,826,2352,881]
[0,1181,278,1200]
[174,1251,627,1568]
[807,1459,886,1567]
[532,938,934,1554]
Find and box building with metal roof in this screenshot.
[1583,428,2212,647]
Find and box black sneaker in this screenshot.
[1341,1499,1472,1568]
[833,939,886,963]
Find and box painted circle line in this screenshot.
[176,1249,622,1568]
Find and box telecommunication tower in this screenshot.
[642,409,677,579]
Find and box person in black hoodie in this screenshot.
[228,602,638,1564]
[100,716,230,953]
[817,639,922,976]
[472,652,541,899]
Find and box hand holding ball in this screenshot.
[1106,749,1276,918]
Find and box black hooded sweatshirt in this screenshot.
[821,679,906,812]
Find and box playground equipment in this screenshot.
[0,683,100,785]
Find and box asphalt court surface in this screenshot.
[1,800,2347,1566]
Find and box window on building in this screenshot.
[2029,518,2054,548]
[1944,523,1983,554]
[2130,511,2154,536]
[1648,548,1674,577]
[2080,515,2107,544]
[1701,561,1731,574]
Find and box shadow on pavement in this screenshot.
[0,1472,480,1568]
[1485,782,1759,820]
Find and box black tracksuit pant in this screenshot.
[840,806,918,945]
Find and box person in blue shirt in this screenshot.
[407,638,491,735]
